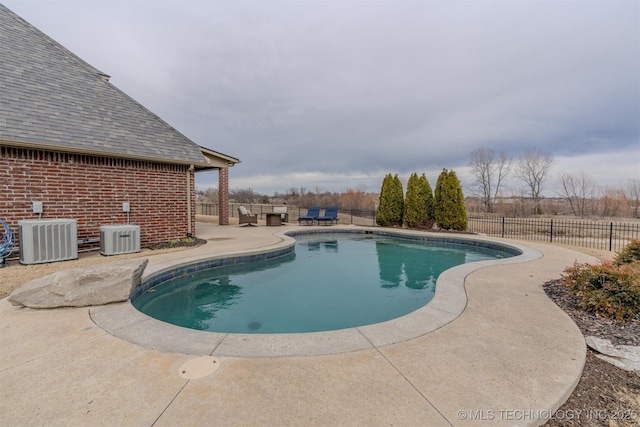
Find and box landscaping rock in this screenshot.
[8,258,148,308]
[586,336,640,373]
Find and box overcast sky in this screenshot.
[5,0,639,196]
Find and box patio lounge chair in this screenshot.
[238,206,258,227]
[316,206,339,225]
[298,206,320,225]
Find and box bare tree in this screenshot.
[626,179,640,218]
[598,186,627,218]
[339,186,373,211]
[468,148,491,211]
[557,171,596,218]
[230,188,261,204]
[196,187,219,203]
[515,148,553,214]
[287,187,300,198]
[468,148,512,213]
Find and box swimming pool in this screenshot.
[132,231,517,334]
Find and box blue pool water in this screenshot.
[133,233,513,334]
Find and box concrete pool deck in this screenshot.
[0,222,599,426]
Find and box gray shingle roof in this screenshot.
[0,4,208,165]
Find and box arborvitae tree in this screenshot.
[419,173,435,229]
[391,174,404,226]
[434,169,448,227]
[403,173,421,228]
[434,169,468,231]
[376,174,394,226]
[448,169,468,231]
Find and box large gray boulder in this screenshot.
[8,258,148,309]
[586,336,640,373]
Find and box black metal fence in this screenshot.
[196,204,640,252]
[467,216,640,253]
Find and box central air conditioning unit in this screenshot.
[19,219,78,265]
[100,224,140,256]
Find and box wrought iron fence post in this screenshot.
[501,217,505,238]
[609,222,613,252]
[550,219,553,243]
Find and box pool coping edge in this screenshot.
[89,228,542,358]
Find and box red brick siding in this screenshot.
[1,146,195,246]
[187,166,196,236]
[219,167,229,225]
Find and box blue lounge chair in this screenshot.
[316,207,339,225]
[298,206,320,225]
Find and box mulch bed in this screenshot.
[542,280,640,427]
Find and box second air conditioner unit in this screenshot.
[100,224,140,256]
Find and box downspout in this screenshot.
[187,165,194,237]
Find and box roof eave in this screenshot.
[1,139,241,171]
[199,146,241,166]
[0,139,201,166]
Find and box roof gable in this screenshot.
[0,4,209,165]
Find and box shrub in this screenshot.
[403,173,421,228]
[613,239,640,266]
[376,174,393,226]
[403,173,436,230]
[560,260,640,322]
[419,173,435,229]
[391,174,404,226]
[376,174,403,227]
[434,169,467,231]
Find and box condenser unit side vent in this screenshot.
[100,224,140,256]
[18,219,78,265]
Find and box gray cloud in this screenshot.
[5,0,639,194]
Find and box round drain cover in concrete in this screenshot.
[178,356,220,379]
[248,321,262,330]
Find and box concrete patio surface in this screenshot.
[0,221,600,426]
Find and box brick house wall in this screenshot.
[1,146,196,247]
[218,166,230,225]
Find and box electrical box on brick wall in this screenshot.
[122,202,130,212]
[32,201,43,214]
